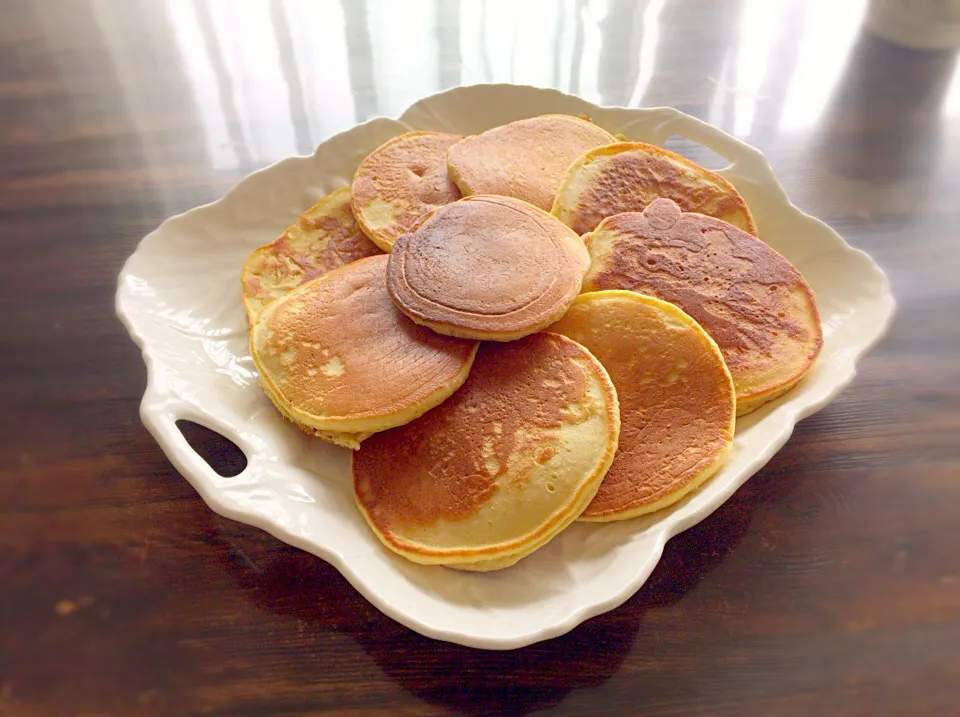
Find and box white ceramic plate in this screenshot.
[116,84,895,649]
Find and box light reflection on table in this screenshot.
[68,0,953,174]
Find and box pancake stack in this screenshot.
[239,112,822,571]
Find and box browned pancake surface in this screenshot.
[553,142,757,236]
[584,199,822,411]
[387,195,589,340]
[353,333,619,562]
[255,255,477,424]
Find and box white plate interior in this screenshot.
[117,84,895,649]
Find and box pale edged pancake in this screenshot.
[583,198,823,415]
[446,115,616,211]
[351,131,463,251]
[552,142,757,236]
[387,195,590,341]
[296,424,370,452]
[250,255,479,444]
[549,291,735,520]
[241,187,382,324]
[353,332,620,571]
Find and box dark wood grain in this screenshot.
[1,1,958,716]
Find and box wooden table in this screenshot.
[2,1,958,715]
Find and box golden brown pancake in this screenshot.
[353,332,620,570]
[446,115,616,211]
[549,291,735,520]
[552,141,758,236]
[241,187,382,323]
[387,195,590,341]
[250,255,478,445]
[583,198,823,415]
[351,131,463,251]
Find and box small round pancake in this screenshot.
[583,198,823,415]
[241,187,382,323]
[549,291,735,520]
[353,332,620,571]
[447,115,616,211]
[251,255,479,436]
[351,131,463,251]
[551,141,758,236]
[387,195,590,341]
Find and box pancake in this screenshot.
[446,114,616,211]
[353,332,620,570]
[549,291,735,520]
[387,195,590,341]
[241,187,382,324]
[250,255,479,444]
[296,424,370,452]
[551,141,758,236]
[583,198,822,415]
[351,131,463,251]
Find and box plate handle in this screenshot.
[139,380,252,488]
